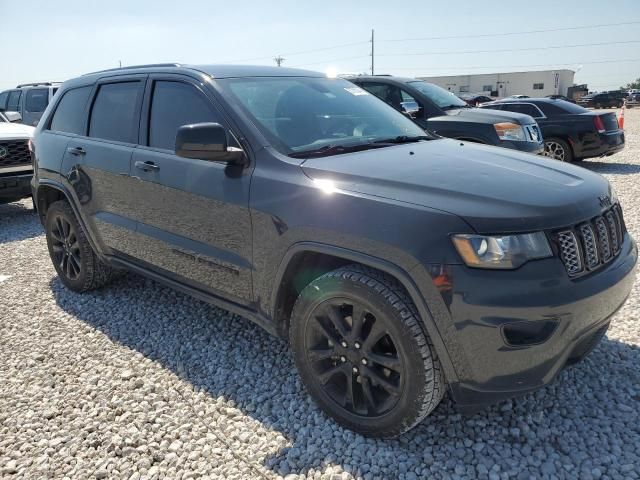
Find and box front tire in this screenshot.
[543,137,573,162]
[45,200,118,292]
[290,265,445,437]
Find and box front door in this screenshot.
[130,76,253,305]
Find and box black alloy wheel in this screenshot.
[49,214,82,281]
[304,298,405,417]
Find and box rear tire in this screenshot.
[45,200,118,292]
[543,137,573,162]
[289,264,445,437]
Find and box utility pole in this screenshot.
[370,29,375,75]
[274,55,285,67]
[118,60,122,68]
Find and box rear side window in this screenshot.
[89,82,142,143]
[50,86,92,135]
[25,88,50,112]
[7,90,21,111]
[148,81,223,150]
[0,91,8,110]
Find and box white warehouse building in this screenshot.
[418,69,575,98]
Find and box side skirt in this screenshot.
[107,255,279,338]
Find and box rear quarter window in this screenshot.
[49,86,92,135]
[25,88,50,113]
[89,82,143,143]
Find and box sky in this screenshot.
[2,0,639,92]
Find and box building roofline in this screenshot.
[417,68,575,78]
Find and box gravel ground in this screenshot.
[1,109,639,480]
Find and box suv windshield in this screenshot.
[218,77,428,157]
[406,81,468,109]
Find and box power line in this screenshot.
[291,55,369,68]
[387,57,640,72]
[379,20,640,42]
[377,40,640,57]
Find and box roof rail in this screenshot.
[16,82,61,88]
[83,63,182,76]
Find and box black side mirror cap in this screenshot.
[175,122,247,166]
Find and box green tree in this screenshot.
[620,77,640,90]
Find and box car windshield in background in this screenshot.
[219,77,428,157]
[407,81,469,109]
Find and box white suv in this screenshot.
[0,83,61,126]
[0,111,35,204]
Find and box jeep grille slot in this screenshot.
[0,140,30,168]
[554,205,625,278]
[557,231,582,276]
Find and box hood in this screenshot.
[301,139,612,234]
[0,122,35,140]
[434,107,535,126]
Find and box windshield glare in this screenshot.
[407,81,468,109]
[219,77,426,155]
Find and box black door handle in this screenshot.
[68,146,86,156]
[134,160,160,172]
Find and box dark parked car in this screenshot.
[32,64,636,437]
[459,93,494,106]
[481,98,624,162]
[577,91,625,109]
[347,76,543,154]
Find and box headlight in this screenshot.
[452,232,552,269]
[494,122,526,141]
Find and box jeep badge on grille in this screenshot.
[598,195,612,209]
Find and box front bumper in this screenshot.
[428,233,637,408]
[577,130,625,159]
[0,172,33,203]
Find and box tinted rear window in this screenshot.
[89,82,142,143]
[50,86,92,135]
[538,100,588,115]
[499,103,542,118]
[25,88,50,112]
[149,81,223,150]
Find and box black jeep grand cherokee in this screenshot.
[32,64,636,437]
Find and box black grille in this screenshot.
[0,140,30,167]
[554,205,626,277]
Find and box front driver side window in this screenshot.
[148,81,225,151]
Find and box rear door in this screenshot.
[130,75,253,304]
[59,76,145,258]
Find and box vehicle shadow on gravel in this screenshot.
[49,273,640,478]
[0,200,42,244]
[579,160,640,175]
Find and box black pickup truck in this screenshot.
[481,98,624,162]
[347,76,544,154]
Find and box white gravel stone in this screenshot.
[1,109,639,479]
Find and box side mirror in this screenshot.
[400,101,420,119]
[5,111,22,123]
[175,122,247,166]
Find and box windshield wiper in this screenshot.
[373,135,431,144]
[288,142,387,159]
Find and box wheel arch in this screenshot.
[36,180,102,257]
[270,242,458,383]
